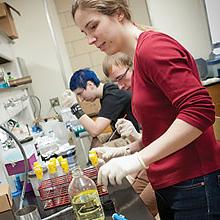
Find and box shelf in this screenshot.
[0,56,11,64]
[0,84,30,93]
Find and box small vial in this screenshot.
[89,150,105,169]
[33,161,41,168]
[34,166,43,187]
[47,161,57,187]
[60,158,69,174]
[57,155,64,165]
[89,151,99,167]
[49,157,57,167]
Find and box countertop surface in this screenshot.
[202,77,220,86]
[13,179,154,220]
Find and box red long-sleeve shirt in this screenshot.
[132,31,220,189]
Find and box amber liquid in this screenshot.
[71,189,105,220]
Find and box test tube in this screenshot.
[48,161,57,187]
[33,166,43,188]
[60,158,69,183]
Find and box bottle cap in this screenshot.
[57,155,64,164]
[34,167,43,180]
[33,161,41,167]
[89,150,97,155]
[49,157,57,167]
[89,153,98,167]
[48,162,56,174]
[60,159,69,173]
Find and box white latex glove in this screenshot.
[116,119,141,140]
[60,89,78,108]
[97,152,147,186]
[93,146,130,161]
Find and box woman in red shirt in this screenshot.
[70,1,220,219]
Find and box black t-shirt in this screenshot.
[98,83,139,135]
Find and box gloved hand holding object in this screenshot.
[61,89,78,108]
[97,152,148,186]
[93,146,131,161]
[61,89,85,119]
[116,119,141,141]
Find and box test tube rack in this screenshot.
[38,167,108,209]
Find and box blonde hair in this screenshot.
[72,0,131,21]
[102,52,133,77]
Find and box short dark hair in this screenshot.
[69,68,100,91]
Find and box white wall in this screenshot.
[2,0,213,117]
[129,0,151,26]
[6,0,71,117]
[146,0,212,59]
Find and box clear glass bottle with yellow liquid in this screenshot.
[68,166,105,220]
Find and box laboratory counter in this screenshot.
[13,179,154,220]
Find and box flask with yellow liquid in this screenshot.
[68,166,105,220]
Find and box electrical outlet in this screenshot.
[50,97,60,107]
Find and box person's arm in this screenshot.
[126,137,143,153]
[61,89,111,137]
[139,118,202,166]
[97,119,203,186]
[79,115,111,137]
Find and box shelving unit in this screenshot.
[0,31,34,124]
[0,84,30,92]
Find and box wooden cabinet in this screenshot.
[206,82,220,116]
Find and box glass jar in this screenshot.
[68,166,105,220]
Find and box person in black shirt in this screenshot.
[61,68,139,144]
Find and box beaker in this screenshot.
[15,205,41,220]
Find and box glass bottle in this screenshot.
[68,166,105,220]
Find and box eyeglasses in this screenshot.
[114,67,129,82]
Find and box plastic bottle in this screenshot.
[68,166,105,220]
[67,149,77,171]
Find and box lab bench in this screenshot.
[13,179,154,220]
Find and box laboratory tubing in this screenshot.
[68,166,105,220]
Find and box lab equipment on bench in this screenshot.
[112,213,128,220]
[68,165,105,220]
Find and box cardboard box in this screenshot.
[0,2,20,39]
[0,184,13,212]
[0,184,15,219]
